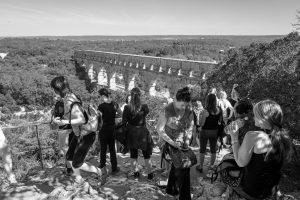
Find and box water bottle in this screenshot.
[224,117,248,134]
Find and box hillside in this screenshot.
[205,32,300,192]
[206,32,300,139]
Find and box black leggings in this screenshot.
[166,165,191,200]
[130,149,151,159]
[66,132,96,168]
[99,126,118,171]
[200,129,218,153]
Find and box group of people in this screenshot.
[0,75,294,200]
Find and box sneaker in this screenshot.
[111,167,120,175]
[147,172,154,180]
[7,174,17,184]
[66,178,86,191]
[127,171,140,178]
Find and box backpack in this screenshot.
[69,98,100,137]
[50,100,72,130]
[211,154,243,187]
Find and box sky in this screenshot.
[0,0,299,36]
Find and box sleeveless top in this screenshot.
[63,93,81,136]
[164,103,194,144]
[202,108,221,130]
[123,104,149,127]
[241,151,283,198]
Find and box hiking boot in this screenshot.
[111,167,121,175]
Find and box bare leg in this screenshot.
[210,153,216,167]
[131,158,138,172]
[2,145,17,183]
[199,153,205,169]
[144,159,151,174]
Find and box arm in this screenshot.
[156,110,180,148]
[122,105,129,125]
[199,110,208,128]
[185,112,194,147]
[115,103,123,118]
[229,122,256,167]
[60,104,86,126]
[226,100,234,119]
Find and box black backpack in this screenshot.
[211,154,243,188]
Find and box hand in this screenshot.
[172,141,182,149]
[227,121,239,138]
[53,117,65,126]
[233,84,238,88]
[197,127,202,132]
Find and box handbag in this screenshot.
[211,154,243,187]
[113,122,129,154]
[165,143,197,169]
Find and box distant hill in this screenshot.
[2,35,283,47]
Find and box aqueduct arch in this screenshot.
[74,50,217,97]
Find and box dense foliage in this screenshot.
[0,36,280,113]
[206,32,300,139]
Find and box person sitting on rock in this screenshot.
[0,127,17,184]
[226,99,293,199]
[51,76,103,188]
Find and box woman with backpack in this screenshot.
[196,93,223,174]
[51,76,103,188]
[98,88,122,185]
[122,87,154,180]
[51,95,73,175]
[226,99,293,199]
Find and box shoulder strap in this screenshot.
[69,101,86,125]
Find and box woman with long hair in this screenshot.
[196,93,222,173]
[227,99,293,199]
[156,87,194,200]
[122,87,154,179]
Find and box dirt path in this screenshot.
[1,147,299,200]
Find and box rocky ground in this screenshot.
[1,147,299,200]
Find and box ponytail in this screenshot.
[129,87,141,115]
[266,127,292,163]
[254,99,293,163]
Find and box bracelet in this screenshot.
[231,140,239,146]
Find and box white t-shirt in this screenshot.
[219,99,233,118]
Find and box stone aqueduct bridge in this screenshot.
[74,50,218,98]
